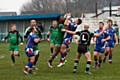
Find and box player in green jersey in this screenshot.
[113,21,119,43]
[47,20,58,57]
[2,24,23,66]
[24,20,42,70]
[47,15,67,68]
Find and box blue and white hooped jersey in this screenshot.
[26,32,37,48]
[94,29,109,47]
[106,27,116,43]
[64,22,77,42]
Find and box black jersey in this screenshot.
[76,30,94,46]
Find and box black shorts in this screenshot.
[77,44,89,54]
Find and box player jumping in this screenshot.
[57,14,82,67]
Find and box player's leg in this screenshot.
[84,51,92,74]
[23,48,35,74]
[98,52,103,68]
[73,44,82,73]
[103,47,110,63]
[50,39,55,56]
[14,45,20,57]
[93,51,98,68]
[33,45,39,70]
[57,44,67,67]
[73,52,81,73]
[47,45,60,68]
[108,48,114,63]
[9,45,15,65]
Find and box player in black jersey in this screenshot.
[62,24,107,74]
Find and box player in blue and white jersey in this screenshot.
[93,22,110,68]
[103,19,118,63]
[23,27,40,75]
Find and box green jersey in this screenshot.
[4,30,23,45]
[48,26,58,39]
[113,24,119,35]
[56,24,65,40]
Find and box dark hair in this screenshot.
[77,19,82,25]
[30,27,35,32]
[107,19,113,23]
[56,16,61,22]
[99,22,104,25]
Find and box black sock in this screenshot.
[49,60,52,63]
[105,52,108,57]
[11,55,15,64]
[74,60,79,70]
[86,61,91,71]
[34,54,39,66]
[50,48,53,54]
[99,60,102,64]
[94,57,98,64]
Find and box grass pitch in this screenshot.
[0,41,120,80]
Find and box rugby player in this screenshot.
[93,22,110,68]
[103,19,118,63]
[24,20,42,70]
[2,24,23,66]
[23,27,40,75]
[47,20,58,57]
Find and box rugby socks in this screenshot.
[61,52,65,63]
[74,60,79,70]
[104,52,108,58]
[34,54,39,66]
[99,60,102,64]
[50,48,54,54]
[103,52,108,63]
[86,61,91,71]
[11,55,15,64]
[109,53,112,61]
[94,56,98,64]
[24,60,34,70]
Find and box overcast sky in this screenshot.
[0,0,29,14]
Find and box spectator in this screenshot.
[38,23,44,33]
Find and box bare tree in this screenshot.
[20,0,120,17]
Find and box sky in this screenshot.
[0,0,29,14]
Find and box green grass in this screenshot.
[0,41,120,80]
